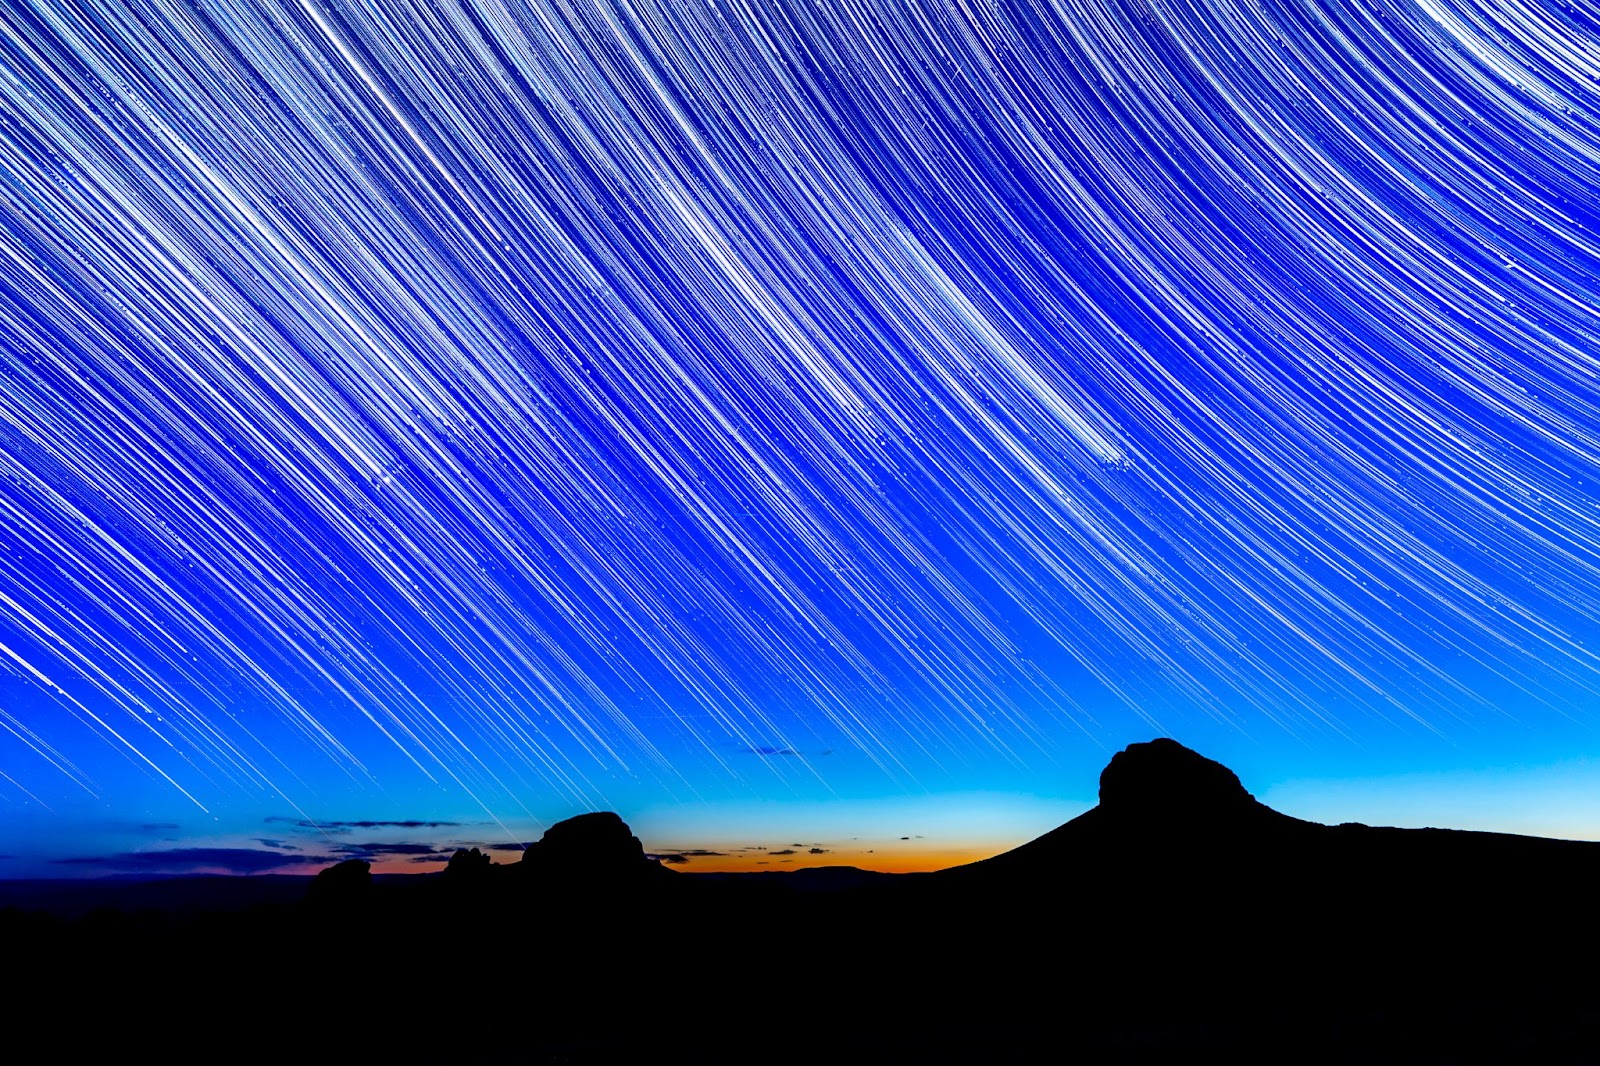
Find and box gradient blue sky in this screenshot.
[3,0,1599,878]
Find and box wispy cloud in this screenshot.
[266,817,465,831]
[334,842,443,857]
[646,848,728,865]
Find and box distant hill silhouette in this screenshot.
[8,738,1599,1063]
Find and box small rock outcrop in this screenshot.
[308,857,372,903]
[443,846,494,878]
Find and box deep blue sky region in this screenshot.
[3,0,1600,876]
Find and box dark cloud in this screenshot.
[334,842,442,856]
[263,815,351,834]
[409,854,447,864]
[780,859,793,863]
[808,848,829,855]
[265,817,464,831]
[486,842,531,852]
[737,846,766,852]
[139,823,180,832]
[255,839,298,850]
[900,837,910,841]
[770,849,797,856]
[646,849,726,865]
[53,848,335,875]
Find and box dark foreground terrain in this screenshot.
[8,739,1599,1063]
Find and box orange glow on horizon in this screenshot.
[344,844,1003,877]
[651,845,998,874]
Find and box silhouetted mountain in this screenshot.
[9,738,1600,1063]
[945,737,1600,922]
[942,736,1312,885]
[515,810,673,884]
[1101,735,1255,810]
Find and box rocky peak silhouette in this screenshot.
[934,737,1304,883]
[1096,737,1256,819]
[518,811,670,881]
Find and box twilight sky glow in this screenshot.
[3,0,1600,878]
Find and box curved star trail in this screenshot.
[2,0,1599,822]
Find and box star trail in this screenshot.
[2,0,1599,856]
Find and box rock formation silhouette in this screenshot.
[10,738,1600,1064]
[1097,736,1256,814]
[515,811,671,884]
[306,856,371,904]
[443,846,493,878]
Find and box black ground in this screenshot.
[8,739,1598,1063]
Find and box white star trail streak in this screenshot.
[1,0,1599,817]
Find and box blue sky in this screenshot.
[2,0,1599,877]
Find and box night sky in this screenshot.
[3,0,1600,877]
